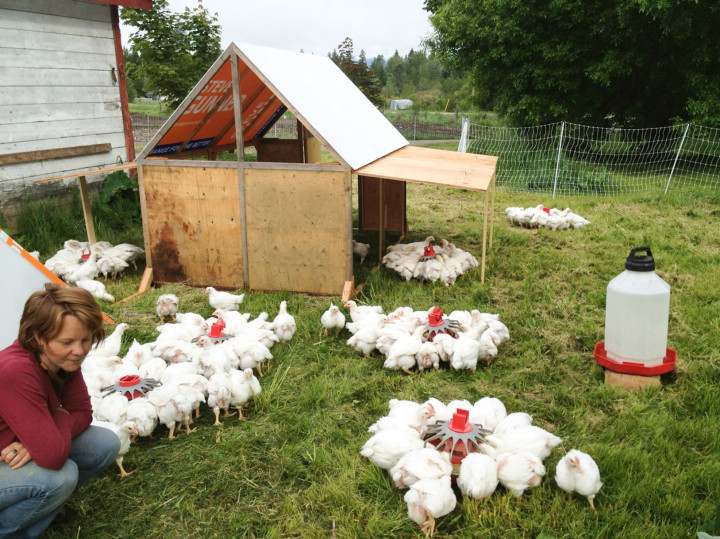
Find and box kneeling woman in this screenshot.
[0,284,121,538]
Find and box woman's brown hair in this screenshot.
[17,283,106,355]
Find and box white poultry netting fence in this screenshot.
[461,119,720,197]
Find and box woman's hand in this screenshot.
[1,442,32,469]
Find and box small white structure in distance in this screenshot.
[389,99,414,110]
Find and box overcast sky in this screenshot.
[120,0,434,60]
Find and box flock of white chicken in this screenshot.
[43,239,145,302]
[361,397,603,537]
[505,205,591,230]
[329,300,509,372]
[82,288,297,478]
[382,236,480,286]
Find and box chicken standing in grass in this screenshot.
[272,300,296,342]
[496,450,546,501]
[90,323,129,357]
[352,240,370,263]
[205,286,244,312]
[555,449,603,510]
[229,368,262,420]
[320,303,345,336]
[457,452,499,500]
[390,447,453,489]
[207,372,235,425]
[404,475,456,538]
[91,420,138,478]
[156,293,179,322]
[75,279,114,302]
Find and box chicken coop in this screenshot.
[133,42,498,296]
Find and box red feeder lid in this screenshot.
[427,306,445,328]
[81,249,91,259]
[423,245,435,257]
[542,207,551,214]
[594,342,677,376]
[448,409,473,433]
[208,321,226,339]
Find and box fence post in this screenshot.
[413,111,417,141]
[552,121,565,200]
[665,123,690,195]
[458,116,469,153]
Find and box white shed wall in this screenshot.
[0,0,129,204]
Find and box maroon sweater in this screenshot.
[0,340,93,470]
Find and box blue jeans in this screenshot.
[0,426,120,539]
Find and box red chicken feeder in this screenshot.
[420,245,438,261]
[425,306,459,341]
[424,409,490,476]
[594,342,677,376]
[207,320,230,345]
[103,375,161,400]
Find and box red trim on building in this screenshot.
[86,0,153,9]
[110,5,136,166]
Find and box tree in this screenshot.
[425,0,720,127]
[330,37,383,106]
[121,0,221,108]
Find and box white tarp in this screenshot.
[0,229,65,349]
[389,99,414,110]
[236,42,408,170]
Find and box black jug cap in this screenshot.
[625,247,655,271]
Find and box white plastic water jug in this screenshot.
[604,247,671,367]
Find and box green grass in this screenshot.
[14,179,720,538]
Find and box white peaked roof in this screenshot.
[238,42,408,170]
[139,42,408,170]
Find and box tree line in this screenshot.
[121,0,720,128]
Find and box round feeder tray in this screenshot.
[424,409,491,475]
[102,375,161,400]
[594,342,676,376]
[425,306,459,341]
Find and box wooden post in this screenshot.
[77,176,96,245]
[231,50,249,289]
[378,178,386,263]
[480,178,489,283]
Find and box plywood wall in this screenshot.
[141,165,244,289]
[244,167,352,295]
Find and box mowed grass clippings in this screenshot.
[34,183,720,538]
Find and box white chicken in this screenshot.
[456,452,499,500]
[352,240,370,263]
[205,286,244,311]
[554,449,603,510]
[94,392,129,426]
[156,293,179,321]
[207,372,235,425]
[390,448,453,489]
[346,325,381,357]
[75,279,114,302]
[146,382,195,440]
[496,450,546,501]
[384,325,427,373]
[90,323,129,358]
[229,368,262,420]
[404,475,457,538]
[360,429,426,470]
[272,300,296,342]
[122,339,153,370]
[492,412,534,438]
[91,420,138,478]
[484,425,562,461]
[469,397,507,432]
[320,303,346,336]
[345,300,384,323]
[415,340,440,372]
[65,250,100,284]
[125,397,159,440]
[226,336,272,377]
